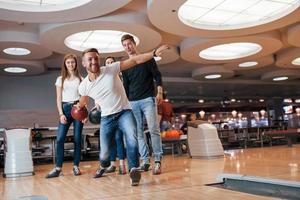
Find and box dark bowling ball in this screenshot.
[71,106,88,121]
[88,107,101,124]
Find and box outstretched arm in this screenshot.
[120,44,169,71]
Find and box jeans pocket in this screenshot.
[62,103,72,118]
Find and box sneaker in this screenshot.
[45,168,61,178]
[129,167,141,186]
[94,167,105,178]
[73,166,82,176]
[152,162,161,175]
[119,165,127,175]
[139,163,150,172]
[105,165,116,173]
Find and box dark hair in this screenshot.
[82,48,99,57]
[163,93,167,100]
[60,53,81,89]
[104,56,116,65]
[121,34,135,44]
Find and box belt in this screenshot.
[62,100,79,105]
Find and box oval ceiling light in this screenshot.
[224,56,274,71]
[192,65,234,80]
[238,61,258,68]
[205,74,222,79]
[0,59,45,75]
[199,42,262,60]
[65,30,140,53]
[0,0,92,12]
[273,76,289,81]
[178,0,300,30]
[3,47,31,56]
[4,67,27,73]
[292,57,300,65]
[261,69,299,81]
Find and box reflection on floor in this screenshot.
[2,145,300,200]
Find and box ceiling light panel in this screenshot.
[273,76,289,81]
[239,61,258,67]
[3,48,31,56]
[178,0,300,30]
[65,30,140,53]
[4,67,27,73]
[0,0,92,12]
[205,74,222,79]
[199,42,262,60]
[292,57,300,65]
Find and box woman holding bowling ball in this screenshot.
[46,53,84,178]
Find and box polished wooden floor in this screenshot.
[2,145,300,200]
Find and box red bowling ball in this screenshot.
[71,106,88,121]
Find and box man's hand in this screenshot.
[74,102,82,110]
[155,45,170,57]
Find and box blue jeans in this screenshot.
[56,102,83,167]
[99,109,139,171]
[130,97,163,163]
[110,128,126,161]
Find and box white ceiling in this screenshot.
[1,0,300,109]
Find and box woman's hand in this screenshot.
[60,114,67,124]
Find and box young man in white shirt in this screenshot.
[77,45,168,186]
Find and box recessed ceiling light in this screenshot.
[292,57,300,65]
[273,76,288,81]
[65,30,140,53]
[239,61,258,68]
[199,42,262,60]
[3,47,31,56]
[0,0,92,12]
[259,99,264,102]
[205,74,221,79]
[154,56,162,61]
[198,99,204,103]
[231,98,236,102]
[4,67,27,73]
[178,0,300,30]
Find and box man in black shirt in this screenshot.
[121,34,163,175]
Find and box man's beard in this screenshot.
[127,48,136,55]
[88,65,99,73]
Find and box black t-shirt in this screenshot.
[122,58,162,101]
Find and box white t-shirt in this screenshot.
[55,76,81,102]
[79,62,131,117]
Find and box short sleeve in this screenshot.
[78,80,86,96]
[106,61,121,74]
[55,76,62,87]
